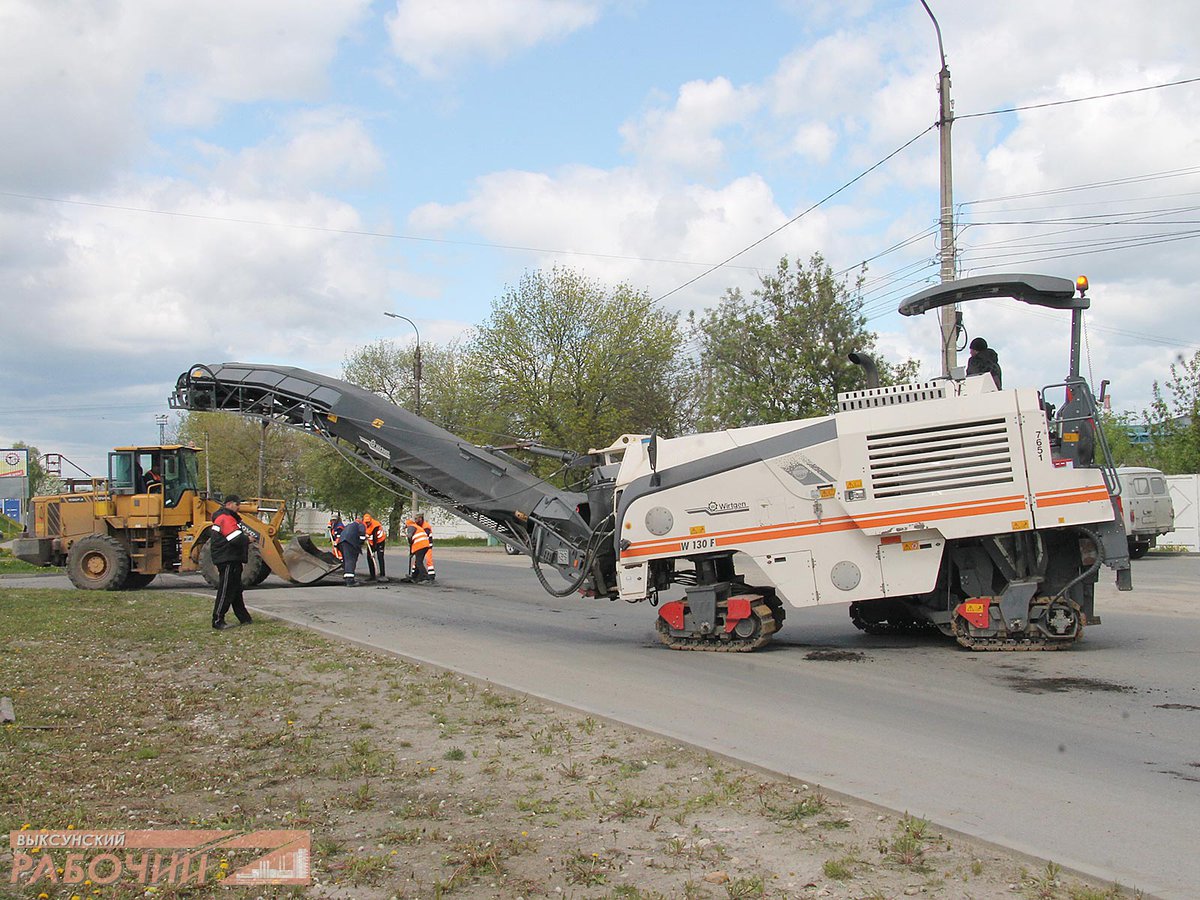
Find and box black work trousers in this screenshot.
[338,541,360,583]
[365,543,385,579]
[410,547,430,582]
[213,561,251,626]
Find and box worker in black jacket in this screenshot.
[966,337,1003,388]
[337,515,368,587]
[210,495,253,630]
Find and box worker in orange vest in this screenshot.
[362,512,388,581]
[418,514,435,582]
[402,512,433,583]
[327,515,344,561]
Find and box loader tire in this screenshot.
[123,572,157,590]
[198,543,267,589]
[246,551,271,586]
[67,535,132,591]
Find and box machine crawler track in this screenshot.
[950,600,1085,651]
[849,600,942,637]
[655,600,783,652]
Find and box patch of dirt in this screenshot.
[1155,702,1200,710]
[1002,675,1135,694]
[804,649,866,662]
[0,588,1141,899]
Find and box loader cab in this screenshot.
[109,446,201,508]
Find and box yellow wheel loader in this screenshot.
[12,445,340,590]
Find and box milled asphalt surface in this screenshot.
[5,548,1198,898]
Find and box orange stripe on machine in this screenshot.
[621,494,1029,559]
[1034,485,1110,507]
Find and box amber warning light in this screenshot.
[1075,275,1089,295]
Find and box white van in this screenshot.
[1116,467,1175,558]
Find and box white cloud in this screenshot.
[790,122,838,163]
[386,0,602,78]
[206,110,386,193]
[409,164,828,311]
[620,77,761,174]
[0,0,371,190]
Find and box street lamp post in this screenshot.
[383,312,422,417]
[920,0,958,377]
[383,311,422,518]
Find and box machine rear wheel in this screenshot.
[67,535,132,591]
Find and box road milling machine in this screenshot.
[169,273,1131,651]
[12,444,342,590]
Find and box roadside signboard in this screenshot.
[0,449,28,479]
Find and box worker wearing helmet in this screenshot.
[327,514,344,561]
[403,512,433,583]
[362,513,388,582]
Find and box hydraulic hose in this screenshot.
[529,515,614,598]
[1051,526,1104,603]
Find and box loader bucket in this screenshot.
[281,534,343,585]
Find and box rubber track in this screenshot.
[657,602,781,652]
[950,609,1083,652]
[849,605,942,637]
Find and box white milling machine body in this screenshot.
[610,274,1132,651]
[171,274,1131,652]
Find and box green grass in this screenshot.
[0,588,1148,900]
[0,547,56,574]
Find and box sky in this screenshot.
[2,0,1199,476]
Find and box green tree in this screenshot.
[175,412,314,528]
[1143,350,1200,474]
[1098,410,1152,468]
[690,254,918,429]
[462,267,689,462]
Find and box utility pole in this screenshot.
[257,419,268,498]
[156,414,168,445]
[921,0,958,376]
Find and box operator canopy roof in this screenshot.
[899,273,1088,316]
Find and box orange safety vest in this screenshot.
[404,518,435,577]
[405,519,431,553]
[328,518,344,560]
[362,515,387,548]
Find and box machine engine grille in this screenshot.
[867,417,1014,498]
[838,381,946,412]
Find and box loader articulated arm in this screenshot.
[170,363,606,593]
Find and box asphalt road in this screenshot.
[8,550,1198,897]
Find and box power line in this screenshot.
[957,76,1200,121]
[0,189,763,273]
[653,123,938,303]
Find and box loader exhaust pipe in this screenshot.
[848,351,879,389]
